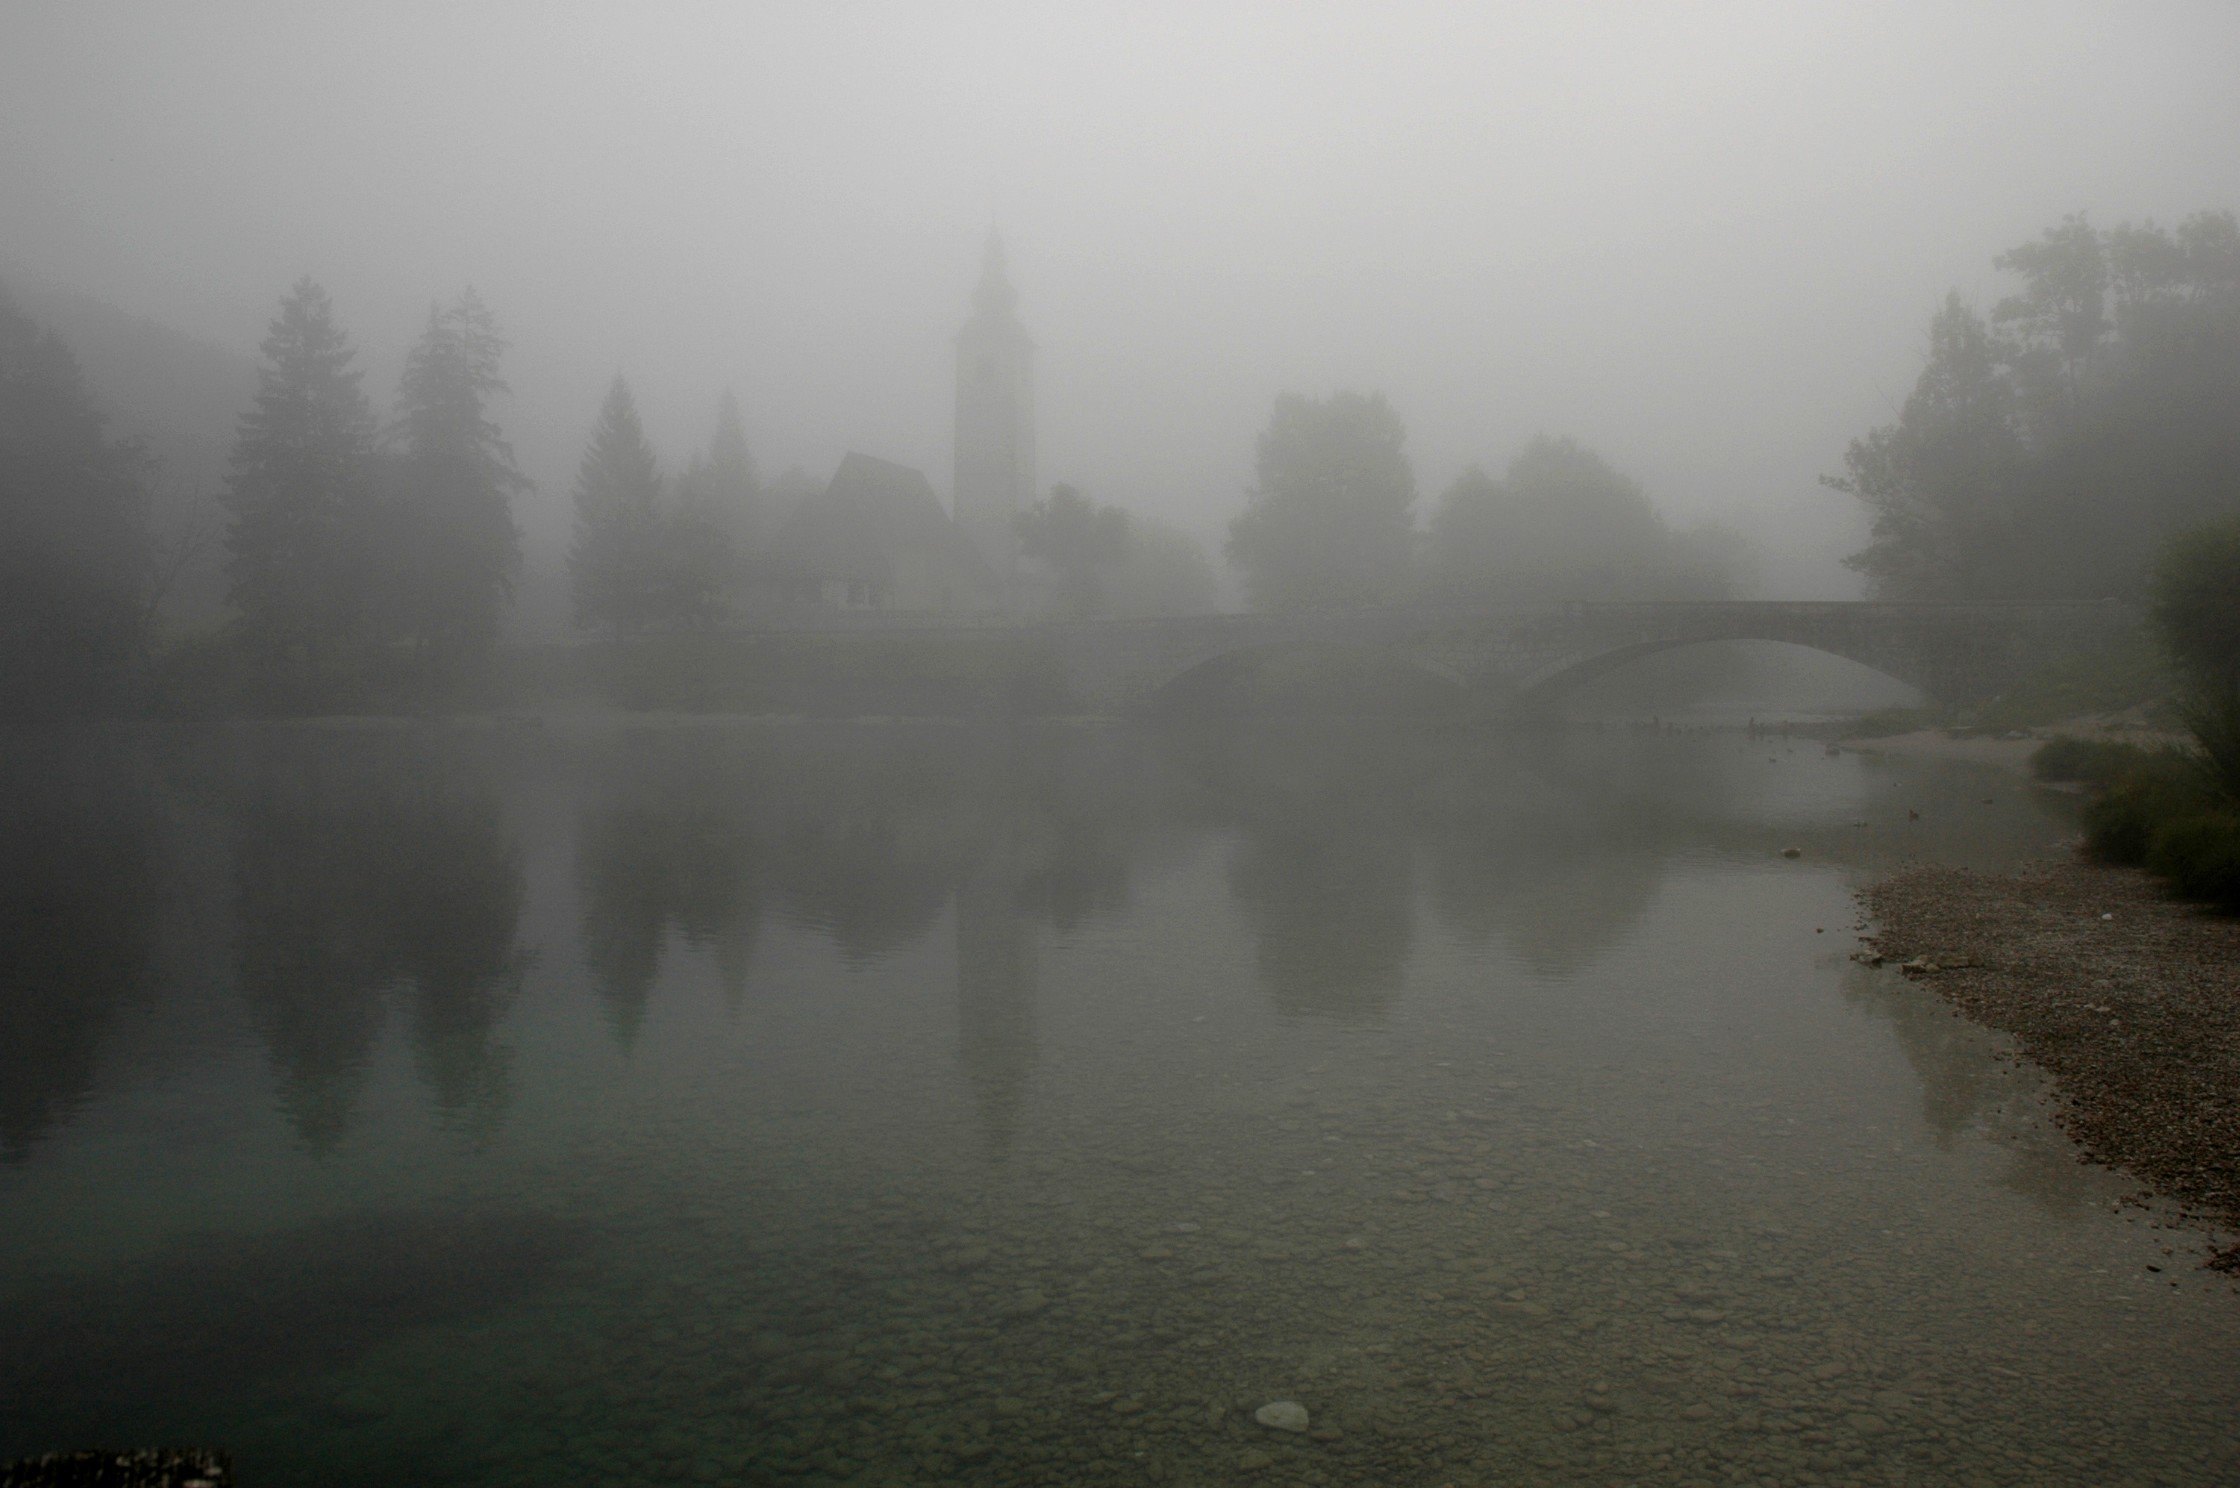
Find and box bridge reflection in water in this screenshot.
[1040,599,2137,713]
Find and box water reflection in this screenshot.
[1007,730,1152,933]
[228,760,394,1151]
[8,720,2229,1488]
[1,723,2084,1155]
[0,737,158,1161]
[226,738,524,1146]
[764,730,977,965]
[1229,823,1415,1018]
[955,826,1038,1159]
[386,790,526,1136]
[1194,726,1703,997]
[1841,961,2100,1218]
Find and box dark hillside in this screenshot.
[2,269,253,630]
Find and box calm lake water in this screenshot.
[4,719,2238,1487]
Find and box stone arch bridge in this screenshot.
[1033,600,2134,714]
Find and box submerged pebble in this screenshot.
[1255,1400,1309,1432]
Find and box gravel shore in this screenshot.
[1862,858,2240,1270]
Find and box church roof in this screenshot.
[775,452,996,589]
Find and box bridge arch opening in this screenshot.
[1517,638,1924,718]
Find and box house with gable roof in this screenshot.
[772,452,999,612]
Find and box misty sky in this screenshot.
[6,1,2239,594]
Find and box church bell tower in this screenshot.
[953,235,1035,601]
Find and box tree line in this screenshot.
[1222,390,1745,611]
[0,275,533,713]
[566,377,764,637]
[8,206,2234,717]
[1215,210,2239,617]
[222,279,527,683]
[1829,210,2240,602]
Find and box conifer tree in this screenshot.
[697,389,762,544]
[568,376,666,636]
[667,390,758,622]
[390,289,526,667]
[222,278,375,664]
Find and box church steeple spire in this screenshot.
[954,235,1035,606]
[973,232,1018,319]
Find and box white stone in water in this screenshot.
[1255,1400,1309,1432]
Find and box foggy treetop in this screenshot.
[4,1,2240,595]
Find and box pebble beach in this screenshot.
[1861,858,2240,1272]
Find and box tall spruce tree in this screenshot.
[569,376,666,636]
[223,279,375,664]
[0,292,151,708]
[391,289,526,667]
[667,390,760,623]
[689,390,761,540]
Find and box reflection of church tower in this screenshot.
[955,833,1037,1159]
[953,235,1035,602]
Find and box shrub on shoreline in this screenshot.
[2145,811,2240,908]
[2046,736,2240,911]
[2030,735,2147,786]
[2052,518,2240,912]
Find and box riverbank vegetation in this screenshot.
[2030,517,2240,911]
[1828,212,2240,606]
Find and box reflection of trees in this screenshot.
[955,835,1037,1159]
[1172,723,1707,1005]
[1008,728,1178,931]
[228,741,524,1148]
[577,795,674,1048]
[764,733,973,966]
[1422,733,1691,978]
[1840,963,2095,1217]
[577,738,763,1045]
[231,768,394,1152]
[1186,726,1419,1019]
[382,789,527,1136]
[1427,795,1668,979]
[0,741,158,1161]
[1487,840,1666,978]
[1229,822,1414,1018]
[570,727,1187,1140]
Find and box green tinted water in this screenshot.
[3,720,2235,1486]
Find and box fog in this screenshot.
[8,0,2238,605]
[18,10,2240,1480]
